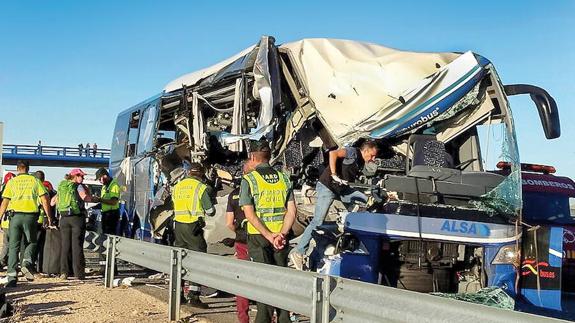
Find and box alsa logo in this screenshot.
[440,220,490,237]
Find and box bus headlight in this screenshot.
[492,244,519,265]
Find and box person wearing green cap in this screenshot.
[95,168,121,235]
[172,162,215,308]
[239,139,296,323]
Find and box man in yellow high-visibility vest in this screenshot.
[172,162,215,308]
[95,168,121,235]
[0,160,53,287]
[239,140,297,323]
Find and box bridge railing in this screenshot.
[2,144,110,159]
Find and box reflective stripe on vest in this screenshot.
[244,170,290,235]
[172,177,207,224]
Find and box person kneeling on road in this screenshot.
[240,139,297,323]
[0,160,54,287]
[172,162,215,309]
[290,141,379,270]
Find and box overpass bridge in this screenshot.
[1,144,110,168]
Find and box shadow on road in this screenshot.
[21,300,76,318]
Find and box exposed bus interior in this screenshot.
[109,37,559,243]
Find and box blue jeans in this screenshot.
[295,182,367,255]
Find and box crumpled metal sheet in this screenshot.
[164,45,256,92]
[280,38,467,145]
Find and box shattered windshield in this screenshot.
[397,69,523,220]
[475,73,522,218]
[475,118,522,217]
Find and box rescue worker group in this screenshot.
[0,139,379,323]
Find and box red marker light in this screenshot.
[525,163,556,174]
[496,161,511,169]
[496,161,556,174]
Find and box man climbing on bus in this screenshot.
[290,141,378,270]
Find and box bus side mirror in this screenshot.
[504,84,560,139]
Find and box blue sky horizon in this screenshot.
[1,0,574,183]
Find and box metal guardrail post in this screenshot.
[321,276,334,323]
[168,248,182,322]
[311,276,323,323]
[311,275,334,323]
[104,236,117,288]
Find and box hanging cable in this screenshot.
[196,93,235,113]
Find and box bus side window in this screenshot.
[137,103,158,155]
[111,112,130,163]
[126,110,141,158]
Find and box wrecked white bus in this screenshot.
[109,36,560,301]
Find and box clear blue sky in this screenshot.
[1,0,574,182]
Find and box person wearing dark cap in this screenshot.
[172,162,215,308]
[239,139,296,323]
[95,168,121,235]
[0,160,53,287]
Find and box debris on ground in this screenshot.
[112,277,136,287]
[431,287,515,309]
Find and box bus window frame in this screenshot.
[126,110,142,158]
[110,112,131,163]
[137,102,160,156]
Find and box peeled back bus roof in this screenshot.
[161,38,496,146]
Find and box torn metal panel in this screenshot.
[279,38,463,145]
[253,35,281,136]
[229,78,244,152]
[164,45,256,92]
[169,36,282,150]
[191,92,205,153]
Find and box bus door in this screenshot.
[131,101,160,238]
[110,97,160,239]
[521,226,563,311]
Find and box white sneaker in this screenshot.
[289,252,304,271]
[0,276,9,284]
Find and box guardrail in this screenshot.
[103,235,565,322]
[2,144,110,158]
